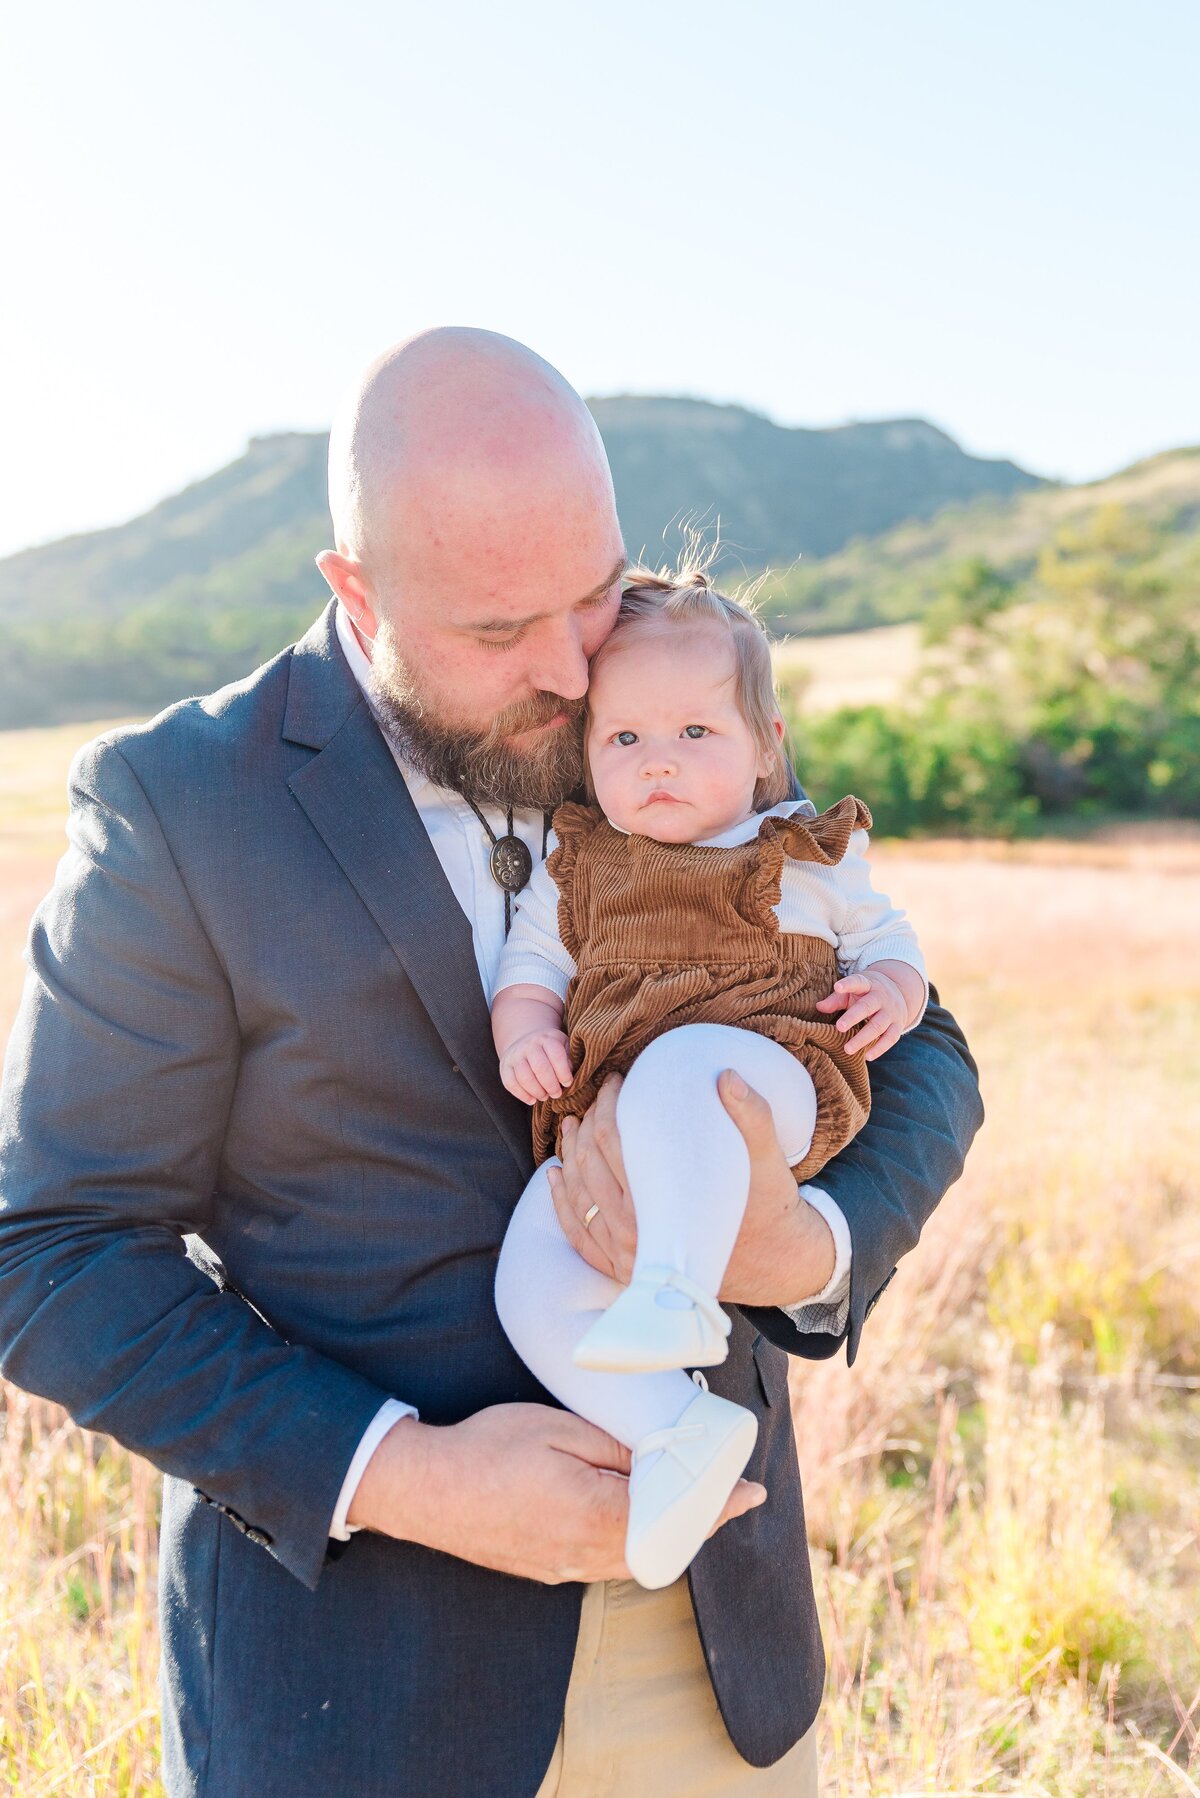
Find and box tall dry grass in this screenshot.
[797,836,1200,1794]
[0,1395,162,1794]
[1,720,1197,1794]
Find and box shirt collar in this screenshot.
[610,800,810,848]
[697,801,810,847]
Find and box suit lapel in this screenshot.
[284,607,532,1179]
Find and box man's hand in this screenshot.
[546,1080,637,1284]
[715,1072,836,1304]
[547,1072,836,1308]
[348,1405,765,1582]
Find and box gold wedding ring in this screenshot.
[582,1203,600,1231]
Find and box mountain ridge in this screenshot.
[11,399,1198,730]
[760,436,1200,633]
[0,396,1044,625]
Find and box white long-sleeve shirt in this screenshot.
[327,604,873,1540]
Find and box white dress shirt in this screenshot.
[328,602,857,1540]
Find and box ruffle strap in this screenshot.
[544,800,608,959]
[762,794,873,867]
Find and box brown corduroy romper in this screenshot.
[530,792,876,1185]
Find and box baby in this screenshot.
[492,570,927,1590]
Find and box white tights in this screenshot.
[495,1023,817,1449]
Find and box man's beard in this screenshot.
[366,621,587,809]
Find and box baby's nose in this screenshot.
[641,749,677,776]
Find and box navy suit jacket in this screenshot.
[0,603,982,1795]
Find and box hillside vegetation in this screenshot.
[777,492,1200,834]
[759,444,1200,633]
[0,399,1039,727]
[1,429,1194,839]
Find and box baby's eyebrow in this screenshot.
[459,556,626,635]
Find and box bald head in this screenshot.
[328,326,616,575]
[317,329,626,806]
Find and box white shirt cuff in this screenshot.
[493,958,572,1003]
[329,1398,419,1541]
[778,1184,852,1329]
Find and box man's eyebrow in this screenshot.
[461,555,626,635]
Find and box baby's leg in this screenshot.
[617,1021,818,1301]
[495,1162,760,1589]
[495,1160,702,1448]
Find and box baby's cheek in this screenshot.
[591,770,637,832]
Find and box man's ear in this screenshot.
[315,550,379,643]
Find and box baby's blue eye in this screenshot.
[615,730,638,747]
[683,725,709,739]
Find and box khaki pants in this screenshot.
[534,1577,819,1796]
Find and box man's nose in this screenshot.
[530,619,590,701]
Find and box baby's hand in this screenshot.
[499,1029,575,1104]
[815,970,909,1061]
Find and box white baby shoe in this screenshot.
[625,1385,759,1589]
[571,1264,732,1373]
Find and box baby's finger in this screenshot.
[517,1060,554,1103]
[547,1037,574,1088]
[842,1014,888,1055]
[530,1045,564,1099]
[835,995,882,1034]
[814,991,848,1013]
[865,1023,902,1061]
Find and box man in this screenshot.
[0,328,982,1795]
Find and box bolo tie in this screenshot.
[461,797,553,935]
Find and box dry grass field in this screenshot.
[772,622,923,715]
[1,717,1198,1795]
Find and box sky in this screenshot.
[1,0,1197,560]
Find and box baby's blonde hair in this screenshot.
[586,561,794,811]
